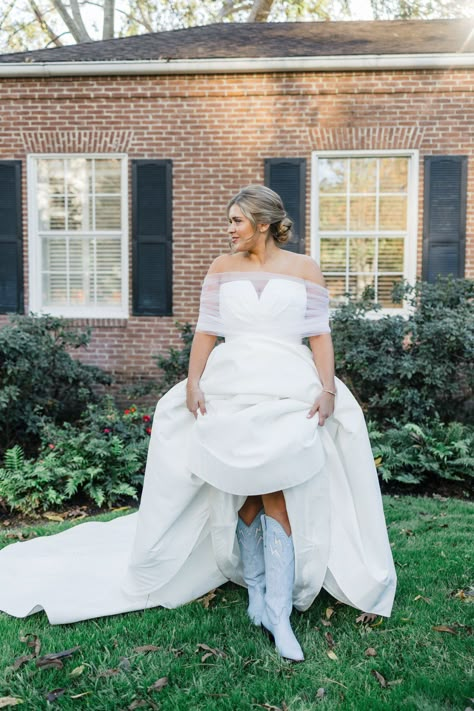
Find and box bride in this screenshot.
[0,185,396,663]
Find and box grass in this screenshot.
[0,495,472,711]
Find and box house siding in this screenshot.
[0,69,472,381]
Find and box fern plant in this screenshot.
[369,420,474,486]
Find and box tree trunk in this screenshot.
[52,0,91,43]
[247,0,275,22]
[103,0,115,39]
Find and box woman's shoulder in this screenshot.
[206,254,244,275]
[283,254,327,288]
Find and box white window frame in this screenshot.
[27,153,129,319]
[311,149,419,315]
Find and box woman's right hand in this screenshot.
[186,382,207,418]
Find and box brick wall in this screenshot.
[1,68,472,381]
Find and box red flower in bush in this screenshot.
[124,409,131,415]
[48,443,55,450]
[130,406,137,413]
[142,415,151,423]
[103,428,111,434]
[146,427,152,435]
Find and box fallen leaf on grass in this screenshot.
[316,688,326,700]
[326,650,338,661]
[97,668,120,677]
[325,607,335,620]
[450,587,474,602]
[0,699,23,708]
[196,590,217,608]
[414,595,431,604]
[68,664,85,678]
[321,619,332,627]
[6,654,34,672]
[433,625,457,635]
[432,494,449,502]
[36,645,80,669]
[364,647,377,657]
[69,692,92,699]
[371,669,387,688]
[45,689,65,703]
[401,529,414,537]
[196,643,226,662]
[43,512,64,522]
[324,632,335,649]
[147,676,168,692]
[36,658,63,671]
[112,506,131,512]
[258,704,288,711]
[128,701,148,710]
[19,633,41,657]
[133,645,161,654]
[170,647,184,657]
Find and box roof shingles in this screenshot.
[0,19,473,64]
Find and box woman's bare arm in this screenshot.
[186,331,216,416]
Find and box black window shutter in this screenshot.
[132,160,172,315]
[264,158,306,253]
[423,156,467,281]
[0,161,23,313]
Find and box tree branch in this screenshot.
[69,0,92,41]
[51,0,87,42]
[29,0,64,46]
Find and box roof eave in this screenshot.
[1,52,474,77]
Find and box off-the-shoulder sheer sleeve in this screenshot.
[195,274,224,336]
[302,281,331,338]
[195,272,330,339]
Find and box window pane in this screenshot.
[349,238,375,273]
[324,275,347,306]
[95,196,121,229]
[39,196,66,231]
[380,158,408,192]
[68,194,92,231]
[378,276,403,308]
[349,196,376,230]
[69,273,87,305]
[349,275,375,300]
[379,237,404,271]
[319,159,346,194]
[350,158,376,193]
[379,196,407,231]
[95,159,121,193]
[42,237,66,272]
[320,238,346,272]
[38,159,64,194]
[43,273,68,306]
[96,274,122,305]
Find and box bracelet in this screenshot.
[323,388,336,396]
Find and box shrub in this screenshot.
[331,277,473,425]
[369,419,474,488]
[0,314,111,455]
[154,322,195,395]
[0,399,153,514]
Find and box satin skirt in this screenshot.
[0,338,396,624]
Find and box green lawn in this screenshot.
[0,496,472,711]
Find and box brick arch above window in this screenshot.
[21,130,134,154]
[309,126,425,152]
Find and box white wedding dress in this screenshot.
[0,272,396,625]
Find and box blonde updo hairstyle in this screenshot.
[227,184,293,245]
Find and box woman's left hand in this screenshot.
[307,391,335,426]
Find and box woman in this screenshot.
[0,186,396,663]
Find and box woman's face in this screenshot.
[228,203,263,252]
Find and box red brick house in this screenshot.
[0,19,472,382]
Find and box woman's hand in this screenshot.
[307,391,335,426]
[186,382,207,418]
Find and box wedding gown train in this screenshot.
[0,272,396,624]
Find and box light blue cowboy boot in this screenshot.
[260,514,304,662]
[236,513,265,626]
